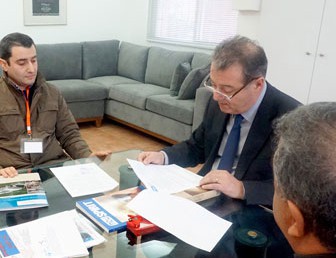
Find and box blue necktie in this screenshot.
[218,114,244,172]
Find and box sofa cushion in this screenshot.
[145,47,193,88]
[82,40,120,80]
[108,84,169,109]
[37,43,82,80]
[170,62,191,96]
[88,75,142,89]
[117,42,149,82]
[48,80,107,102]
[146,95,194,125]
[191,53,212,69]
[177,64,210,100]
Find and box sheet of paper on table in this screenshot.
[127,159,202,194]
[0,210,89,258]
[127,189,232,252]
[50,163,118,197]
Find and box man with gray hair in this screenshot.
[138,35,300,206]
[273,102,336,256]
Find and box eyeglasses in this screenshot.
[204,74,259,101]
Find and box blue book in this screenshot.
[76,187,142,233]
[0,173,48,211]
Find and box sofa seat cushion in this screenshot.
[108,84,169,110]
[48,79,107,103]
[146,95,194,125]
[88,76,142,89]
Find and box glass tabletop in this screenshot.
[0,150,294,258]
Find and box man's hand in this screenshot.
[0,166,18,178]
[137,151,165,165]
[199,170,245,200]
[89,150,112,160]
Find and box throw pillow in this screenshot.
[177,64,210,100]
[170,62,191,96]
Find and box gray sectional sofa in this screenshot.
[1,40,213,143]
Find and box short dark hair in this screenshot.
[212,35,268,84]
[0,32,35,63]
[274,102,336,251]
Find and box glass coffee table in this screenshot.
[0,150,293,258]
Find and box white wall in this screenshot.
[0,0,149,44]
[0,0,260,53]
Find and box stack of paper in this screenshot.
[126,159,232,252]
[0,210,105,258]
[127,159,202,193]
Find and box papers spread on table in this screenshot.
[127,189,232,252]
[0,210,106,258]
[0,173,48,211]
[0,210,87,258]
[127,159,202,194]
[50,163,118,197]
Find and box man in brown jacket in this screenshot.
[0,32,110,177]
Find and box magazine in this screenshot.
[0,173,48,211]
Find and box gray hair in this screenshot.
[274,102,336,251]
[212,35,268,85]
[0,32,35,63]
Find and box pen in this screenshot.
[258,205,273,214]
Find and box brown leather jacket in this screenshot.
[0,73,92,169]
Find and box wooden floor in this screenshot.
[79,119,202,172]
[79,119,170,153]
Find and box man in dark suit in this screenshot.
[138,35,300,206]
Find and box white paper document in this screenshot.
[69,210,106,249]
[127,159,203,193]
[50,163,118,197]
[0,211,89,258]
[127,189,232,252]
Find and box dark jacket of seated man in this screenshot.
[164,83,300,206]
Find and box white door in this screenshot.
[258,0,325,103]
[307,0,336,103]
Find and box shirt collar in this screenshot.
[4,74,32,92]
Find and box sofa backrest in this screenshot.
[82,40,120,80]
[191,53,212,69]
[37,43,82,80]
[145,47,193,88]
[117,42,149,83]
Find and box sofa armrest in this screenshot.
[192,87,212,131]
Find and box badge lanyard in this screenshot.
[19,86,43,154]
[22,87,32,139]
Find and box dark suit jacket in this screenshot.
[163,83,301,206]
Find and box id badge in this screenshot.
[20,138,43,153]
